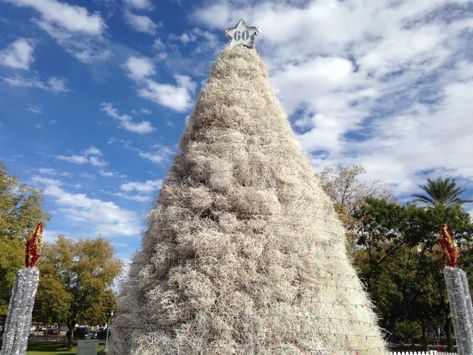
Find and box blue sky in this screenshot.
[1,0,472,267]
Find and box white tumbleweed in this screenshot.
[110,46,387,354]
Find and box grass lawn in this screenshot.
[26,342,105,355]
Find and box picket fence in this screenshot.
[389,351,456,355]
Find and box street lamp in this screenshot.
[104,310,113,353]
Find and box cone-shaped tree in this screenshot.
[110,46,387,354]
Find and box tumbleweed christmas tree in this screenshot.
[111,20,387,354]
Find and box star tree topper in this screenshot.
[224,19,260,49]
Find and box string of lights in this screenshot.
[293,300,373,308]
[268,345,386,353]
[279,315,379,326]
[157,206,347,225]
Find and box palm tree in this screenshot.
[412,177,472,206]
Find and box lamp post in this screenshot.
[104,310,113,353]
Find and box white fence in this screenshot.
[389,351,456,355]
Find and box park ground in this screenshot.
[26,342,105,355]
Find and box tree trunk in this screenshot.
[421,320,428,350]
[445,316,452,351]
[67,322,74,350]
[385,309,401,334]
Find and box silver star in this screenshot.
[224,19,260,49]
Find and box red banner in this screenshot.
[440,224,459,267]
[25,222,44,268]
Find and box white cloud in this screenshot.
[114,179,162,202]
[89,156,105,167]
[101,102,155,134]
[38,168,57,175]
[190,28,220,53]
[36,20,111,64]
[348,76,473,193]
[112,191,151,202]
[169,28,219,49]
[124,56,196,112]
[124,0,152,11]
[0,38,34,70]
[124,10,159,34]
[138,75,195,112]
[6,0,105,35]
[271,56,357,113]
[47,77,68,93]
[193,0,473,195]
[192,2,232,29]
[176,32,196,45]
[153,38,165,51]
[137,145,174,164]
[56,146,107,167]
[57,154,88,164]
[357,26,450,77]
[99,169,115,177]
[42,229,66,243]
[32,176,141,237]
[37,167,70,176]
[4,0,109,65]
[83,146,102,156]
[2,76,68,93]
[121,179,162,193]
[124,56,155,80]
[27,105,42,114]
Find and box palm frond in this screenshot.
[412,177,471,206]
[412,193,435,205]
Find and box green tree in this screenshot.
[33,259,72,326]
[0,164,46,238]
[0,238,24,316]
[411,177,472,348]
[0,164,48,317]
[412,177,472,207]
[81,289,117,326]
[352,198,473,349]
[35,236,123,349]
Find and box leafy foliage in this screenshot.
[412,177,472,207]
[0,164,47,239]
[0,164,48,317]
[35,236,122,348]
[0,238,24,316]
[319,165,390,228]
[352,197,473,348]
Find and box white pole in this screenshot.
[444,266,473,355]
[0,268,40,355]
[104,310,113,353]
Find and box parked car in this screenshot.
[47,328,60,335]
[73,327,91,340]
[89,330,98,339]
[96,328,109,340]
